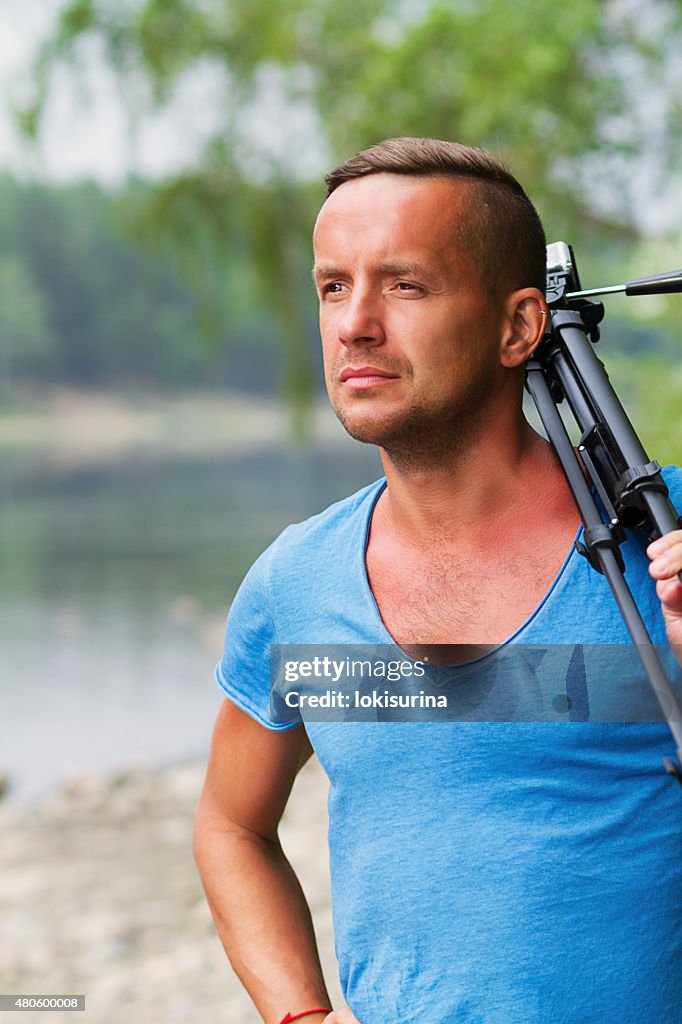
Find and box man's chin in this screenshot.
[332,399,487,470]
[333,405,419,449]
[336,418,385,447]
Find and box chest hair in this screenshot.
[367,538,566,647]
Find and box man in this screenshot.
[194,138,682,1024]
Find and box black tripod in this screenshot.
[525,242,682,785]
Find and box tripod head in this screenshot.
[546,240,682,306]
[546,241,582,304]
[545,242,603,342]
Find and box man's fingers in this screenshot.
[656,575,682,609]
[647,530,682,559]
[325,1008,362,1024]
[648,533,682,582]
[647,532,682,625]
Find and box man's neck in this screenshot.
[376,417,564,549]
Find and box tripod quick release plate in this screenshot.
[546,241,581,305]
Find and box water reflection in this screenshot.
[0,441,382,799]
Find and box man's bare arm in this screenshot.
[193,698,334,1024]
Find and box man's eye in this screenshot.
[322,282,344,295]
[396,281,422,293]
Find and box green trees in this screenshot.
[18,0,682,430]
[28,0,682,220]
[0,255,52,400]
[0,176,293,395]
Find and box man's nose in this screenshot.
[337,287,385,347]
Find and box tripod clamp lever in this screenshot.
[574,524,625,576]
[614,460,675,521]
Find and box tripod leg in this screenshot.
[526,359,682,776]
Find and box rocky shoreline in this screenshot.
[0,758,340,1023]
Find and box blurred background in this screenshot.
[1,0,682,1019]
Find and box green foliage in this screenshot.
[59,0,95,38]
[136,0,213,99]
[36,0,682,220]
[19,0,682,429]
[0,255,53,399]
[0,175,291,397]
[607,354,682,466]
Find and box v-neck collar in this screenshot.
[357,477,584,669]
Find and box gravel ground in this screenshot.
[0,758,341,1024]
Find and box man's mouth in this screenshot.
[338,366,400,389]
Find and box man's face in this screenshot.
[312,173,511,465]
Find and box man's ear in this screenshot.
[499,289,548,369]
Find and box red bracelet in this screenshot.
[278,1010,332,1024]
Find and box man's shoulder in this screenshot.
[663,463,682,498]
[260,476,385,573]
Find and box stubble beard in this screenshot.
[331,361,497,473]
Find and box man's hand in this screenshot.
[647,531,682,652]
[322,1008,363,1023]
[279,1008,361,1024]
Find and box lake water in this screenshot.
[0,438,382,801]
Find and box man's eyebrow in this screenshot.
[311,261,443,284]
[376,261,443,284]
[312,264,345,283]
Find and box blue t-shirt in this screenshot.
[216,467,682,1024]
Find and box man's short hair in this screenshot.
[324,137,547,299]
